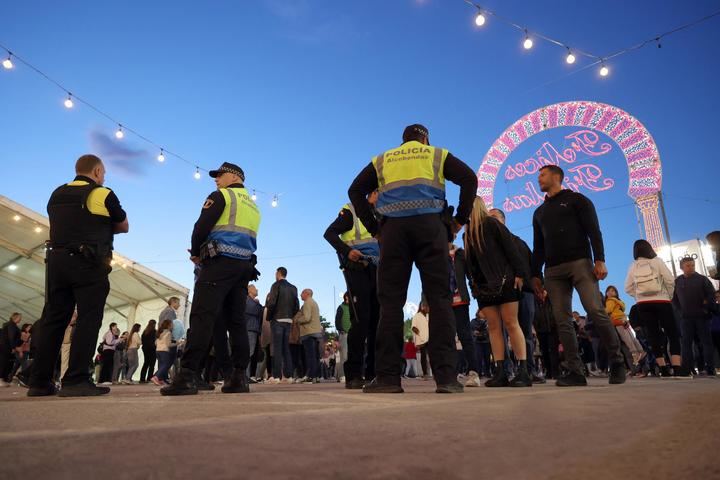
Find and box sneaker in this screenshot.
[464,371,482,388]
[310,377,319,384]
[609,363,627,385]
[555,372,588,387]
[27,382,58,397]
[280,378,294,384]
[0,379,10,388]
[99,382,112,386]
[160,369,198,396]
[531,374,547,384]
[362,378,404,394]
[436,380,464,393]
[659,366,673,378]
[339,376,346,383]
[265,377,281,385]
[248,377,258,384]
[59,381,111,397]
[294,376,309,384]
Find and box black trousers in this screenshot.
[343,263,379,381]
[209,311,233,379]
[30,251,110,387]
[181,256,252,373]
[99,349,115,383]
[140,347,156,382]
[376,214,456,385]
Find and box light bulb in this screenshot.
[12,215,20,222]
[2,56,12,69]
[194,168,201,180]
[251,190,257,201]
[474,13,486,27]
[34,226,42,233]
[115,126,124,139]
[523,37,533,50]
[64,95,74,108]
[566,52,576,64]
[271,196,278,208]
[600,65,609,77]
[157,150,165,162]
[7,264,17,271]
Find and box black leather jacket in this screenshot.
[266,279,299,321]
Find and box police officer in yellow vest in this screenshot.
[348,124,478,393]
[323,192,380,389]
[28,154,129,397]
[162,162,261,396]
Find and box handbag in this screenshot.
[475,276,507,303]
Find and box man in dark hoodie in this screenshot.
[530,165,626,387]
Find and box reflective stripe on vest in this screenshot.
[208,187,261,259]
[372,141,448,217]
[339,203,379,262]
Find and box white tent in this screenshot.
[0,194,190,338]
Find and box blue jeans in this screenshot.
[301,335,320,379]
[271,322,294,379]
[475,341,491,376]
[518,291,536,372]
[155,351,172,381]
[246,330,259,376]
[681,316,715,372]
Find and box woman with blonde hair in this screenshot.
[465,197,531,387]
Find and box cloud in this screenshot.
[88,128,150,177]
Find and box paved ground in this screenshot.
[0,376,718,480]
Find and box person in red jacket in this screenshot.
[403,338,418,378]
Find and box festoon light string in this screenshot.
[0,44,281,207]
[463,1,720,78]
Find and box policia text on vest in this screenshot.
[347,125,478,393]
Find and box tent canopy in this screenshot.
[0,195,190,330]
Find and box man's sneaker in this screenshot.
[160,368,198,396]
[436,380,464,393]
[27,382,58,397]
[345,378,366,390]
[59,381,111,397]
[248,377,258,384]
[221,369,250,394]
[280,378,294,384]
[464,371,482,388]
[672,367,693,379]
[659,365,673,378]
[362,378,404,394]
[556,372,588,387]
[609,363,627,385]
[265,377,281,385]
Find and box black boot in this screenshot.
[485,362,510,387]
[659,365,673,378]
[58,381,110,397]
[510,360,532,387]
[160,368,198,396]
[221,369,250,394]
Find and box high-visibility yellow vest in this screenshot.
[339,203,379,263]
[372,140,448,217]
[208,187,261,259]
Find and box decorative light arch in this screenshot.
[477,100,665,247]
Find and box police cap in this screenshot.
[402,124,429,143]
[209,162,245,181]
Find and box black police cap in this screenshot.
[209,162,245,181]
[402,124,429,143]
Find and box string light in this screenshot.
[115,125,124,139]
[157,149,165,162]
[565,48,576,64]
[271,195,278,208]
[7,264,18,271]
[474,12,486,27]
[522,31,533,50]
[2,53,12,69]
[34,226,42,233]
[251,190,257,201]
[600,63,610,77]
[12,215,20,222]
[64,93,74,109]
[194,167,201,180]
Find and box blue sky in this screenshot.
[2,0,719,322]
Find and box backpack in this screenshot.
[634,259,662,296]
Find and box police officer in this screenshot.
[28,154,129,397]
[323,192,380,389]
[348,124,478,393]
[161,162,260,396]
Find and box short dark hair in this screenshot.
[109,322,117,329]
[75,154,103,174]
[489,208,506,221]
[679,256,695,267]
[277,267,288,278]
[633,239,657,260]
[540,164,564,180]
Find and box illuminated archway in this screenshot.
[477,100,664,247]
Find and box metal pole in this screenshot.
[658,191,677,277]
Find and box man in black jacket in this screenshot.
[530,165,626,386]
[673,257,717,376]
[265,267,299,383]
[0,313,23,386]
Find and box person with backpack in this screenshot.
[624,240,682,378]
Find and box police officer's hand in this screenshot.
[531,277,544,301]
[348,249,363,262]
[514,276,524,291]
